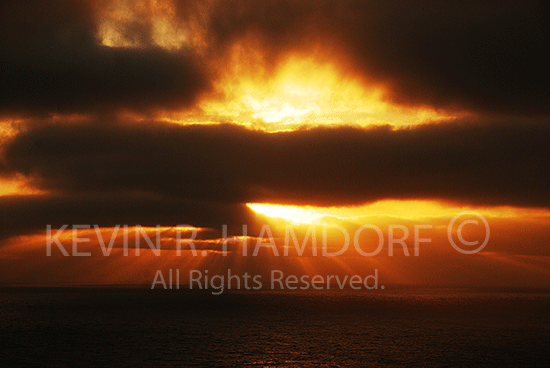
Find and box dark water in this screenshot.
[1,287,549,367]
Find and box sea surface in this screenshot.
[1,286,549,367]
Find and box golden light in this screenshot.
[98,0,191,50]
[0,177,45,196]
[247,203,327,225]
[200,56,456,131]
[94,3,459,131]
[247,200,550,225]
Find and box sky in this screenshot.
[1,0,549,287]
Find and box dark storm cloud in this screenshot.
[0,0,208,117]
[2,118,549,212]
[0,193,259,241]
[2,0,548,117]
[205,0,550,115]
[1,1,549,241]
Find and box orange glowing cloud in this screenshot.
[1,0,549,290]
[247,200,550,225]
[2,207,550,288]
[0,176,45,196]
[176,55,458,131]
[97,0,196,50]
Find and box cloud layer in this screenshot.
[205,0,550,115]
[1,0,549,246]
[1,0,548,117]
[0,0,208,117]
[1,118,549,239]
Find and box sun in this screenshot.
[246,203,326,225]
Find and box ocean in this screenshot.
[1,287,549,367]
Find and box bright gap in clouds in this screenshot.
[199,56,457,131]
[95,2,459,131]
[247,203,326,225]
[247,201,550,225]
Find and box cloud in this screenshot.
[2,118,549,212]
[1,0,548,118]
[0,193,259,241]
[1,1,549,238]
[204,0,550,115]
[1,1,549,288]
[0,0,209,117]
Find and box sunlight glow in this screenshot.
[247,203,327,225]
[200,56,456,131]
[0,176,45,196]
[247,200,550,225]
[95,3,458,131]
[98,0,191,50]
